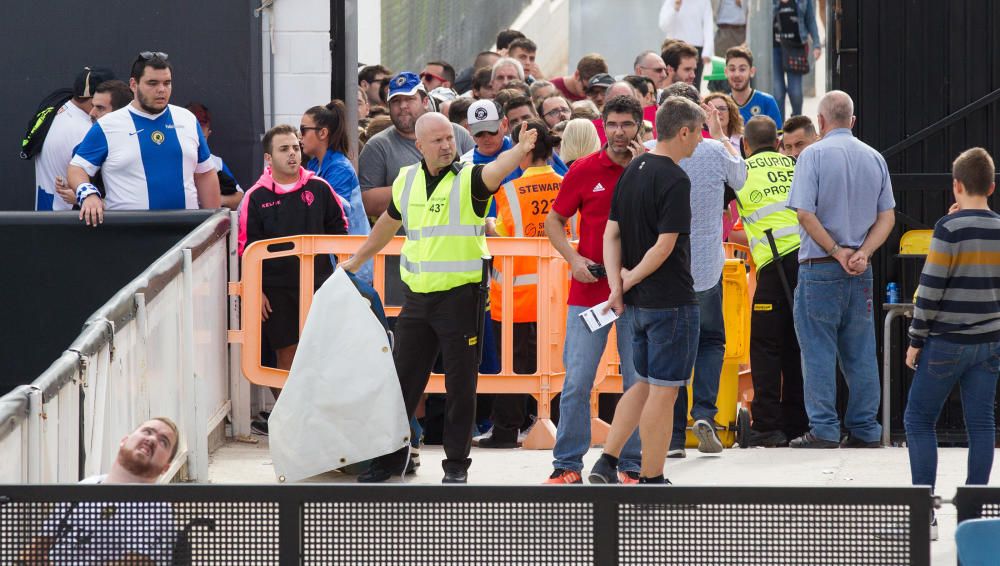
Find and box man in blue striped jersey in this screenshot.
[68,51,221,225]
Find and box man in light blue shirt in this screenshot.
[786,90,895,449]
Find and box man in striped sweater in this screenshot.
[905,148,1000,514]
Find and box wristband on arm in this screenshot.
[75,183,100,207]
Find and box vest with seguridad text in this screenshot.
[392,162,490,293]
[734,150,801,269]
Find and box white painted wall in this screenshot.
[510,0,569,78]
[262,0,332,129]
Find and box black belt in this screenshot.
[717,23,745,29]
[799,256,838,265]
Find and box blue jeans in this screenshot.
[904,338,1000,491]
[633,304,700,387]
[671,283,726,445]
[552,305,642,473]
[793,263,882,443]
[773,46,804,121]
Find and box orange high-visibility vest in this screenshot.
[490,165,565,323]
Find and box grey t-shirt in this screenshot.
[787,128,895,260]
[358,123,475,191]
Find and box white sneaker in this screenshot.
[667,448,687,459]
[693,419,724,453]
[518,416,537,444]
[472,427,493,446]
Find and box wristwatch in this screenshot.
[828,244,841,256]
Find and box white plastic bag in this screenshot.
[269,268,408,482]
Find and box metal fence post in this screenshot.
[182,248,209,480]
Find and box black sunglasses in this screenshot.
[138,51,169,61]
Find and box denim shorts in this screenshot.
[630,304,700,387]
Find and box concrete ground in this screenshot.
[208,439,987,565]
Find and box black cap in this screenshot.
[586,73,614,91]
[74,67,117,98]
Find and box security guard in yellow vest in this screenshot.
[735,116,809,448]
[342,114,538,483]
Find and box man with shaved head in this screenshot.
[787,90,896,449]
[343,114,538,484]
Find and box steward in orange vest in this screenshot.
[490,124,572,324]
[478,119,564,449]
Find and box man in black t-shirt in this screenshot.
[589,96,707,485]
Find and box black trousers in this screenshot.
[489,320,537,440]
[381,283,481,473]
[749,253,809,437]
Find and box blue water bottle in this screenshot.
[886,282,900,304]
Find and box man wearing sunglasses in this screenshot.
[420,61,455,91]
[69,52,221,225]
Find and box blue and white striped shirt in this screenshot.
[71,104,215,210]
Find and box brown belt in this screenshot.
[717,23,745,29]
[799,256,838,265]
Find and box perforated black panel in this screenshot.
[303,500,594,565]
[619,502,912,565]
[0,499,280,565]
[0,485,932,566]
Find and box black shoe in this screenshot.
[748,429,788,447]
[588,454,619,484]
[789,432,840,449]
[442,469,468,483]
[357,463,393,483]
[840,434,882,448]
[476,432,521,449]
[250,419,268,436]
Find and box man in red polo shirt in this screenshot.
[543,95,647,484]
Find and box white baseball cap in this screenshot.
[467,99,502,135]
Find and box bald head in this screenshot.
[607,81,639,102]
[415,112,458,171]
[415,112,452,138]
[818,90,854,129]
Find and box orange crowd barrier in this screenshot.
[229,235,574,449]
[229,236,755,450]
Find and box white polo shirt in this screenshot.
[34,100,93,211]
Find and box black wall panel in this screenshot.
[834,0,1000,440]
[0,1,264,211]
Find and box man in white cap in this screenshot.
[358,71,475,217]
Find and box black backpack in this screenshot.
[19,88,75,160]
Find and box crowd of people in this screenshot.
[20,1,1000,559]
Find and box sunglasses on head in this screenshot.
[138,51,169,61]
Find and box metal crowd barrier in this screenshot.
[954,486,1000,523]
[0,211,234,484]
[0,484,932,565]
[230,235,572,449]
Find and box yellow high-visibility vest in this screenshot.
[392,162,489,293]
[735,150,801,269]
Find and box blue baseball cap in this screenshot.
[387,72,425,101]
